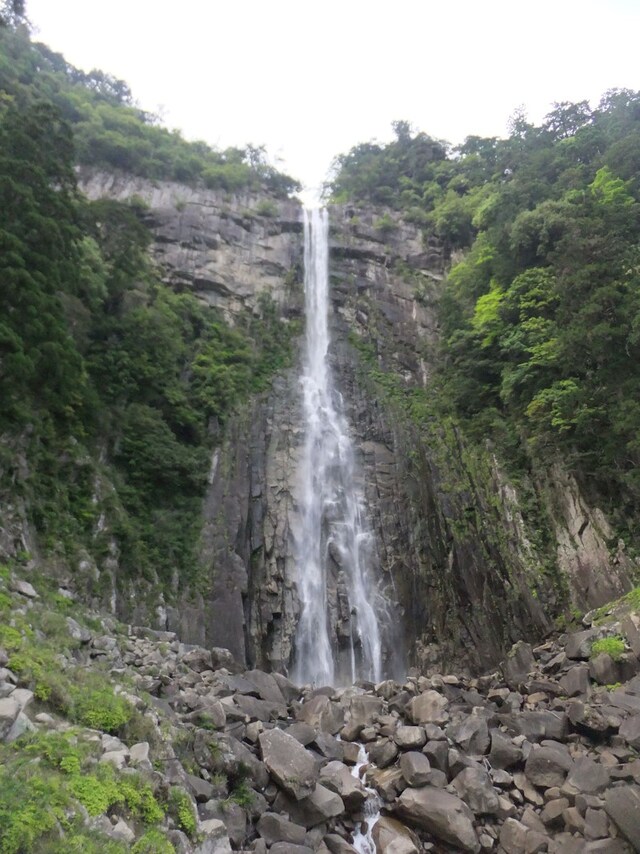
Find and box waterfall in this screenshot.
[292,207,383,686]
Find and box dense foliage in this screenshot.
[0,21,299,195]
[331,95,640,526]
[0,17,299,590]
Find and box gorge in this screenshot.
[2,164,637,678]
[3,17,640,849]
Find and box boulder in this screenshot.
[584,806,609,840]
[372,816,420,854]
[620,714,640,749]
[270,845,313,854]
[259,728,318,800]
[566,629,599,660]
[395,786,480,852]
[590,653,621,686]
[233,693,286,721]
[367,738,398,769]
[498,818,529,854]
[452,765,500,815]
[367,766,406,801]
[243,669,286,703]
[323,833,358,854]
[298,694,344,734]
[346,695,383,731]
[210,647,243,673]
[0,696,20,740]
[66,617,92,643]
[394,725,426,750]
[559,665,590,697]
[399,751,431,787]
[489,730,522,769]
[256,812,306,845]
[286,722,317,746]
[274,783,345,828]
[10,579,37,598]
[501,641,535,689]
[423,739,449,773]
[195,818,232,854]
[622,613,640,660]
[182,648,213,672]
[507,709,569,742]
[406,690,449,725]
[447,714,490,755]
[540,797,570,828]
[604,785,640,852]
[319,760,368,810]
[566,756,610,794]
[314,731,344,761]
[524,743,573,788]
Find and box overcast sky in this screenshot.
[27,0,640,197]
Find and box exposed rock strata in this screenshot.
[10,171,633,675]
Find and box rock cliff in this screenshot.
[45,171,637,674]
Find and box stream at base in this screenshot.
[351,744,381,853]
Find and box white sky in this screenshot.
[27,0,640,198]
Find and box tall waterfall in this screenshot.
[292,208,383,686]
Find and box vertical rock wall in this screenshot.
[59,175,637,674]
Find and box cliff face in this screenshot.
[17,170,633,674]
[78,169,303,318]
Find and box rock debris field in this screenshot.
[3,573,640,852]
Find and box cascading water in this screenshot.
[292,207,384,686]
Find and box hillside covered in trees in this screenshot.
[0,10,299,593]
[331,96,640,542]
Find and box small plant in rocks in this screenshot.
[591,636,626,661]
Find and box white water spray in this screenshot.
[293,208,383,686]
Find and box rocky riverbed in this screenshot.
[2,567,640,852]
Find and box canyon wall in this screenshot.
[9,170,632,674]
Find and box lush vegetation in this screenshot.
[0,14,299,194]
[0,563,192,853]
[0,9,299,593]
[331,95,640,537]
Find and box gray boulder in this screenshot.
[210,647,243,673]
[559,665,590,697]
[604,785,640,852]
[319,760,367,810]
[324,833,358,853]
[590,653,621,686]
[447,714,490,755]
[452,765,500,815]
[372,816,420,854]
[406,690,449,725]
[524,742,573,788]
[394,725,426,750]
[368,738,398,769]
[244,669,286,703]
[489,730,522,769]
[501,641,535,689]
[620,714,640,749]
[567,756,610,794]
[256,812,306,845]
[566,629,599,660]
[395,786,480,852]
[259,728,318,800]
[399,751,431,787]
[274,782,345,828]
